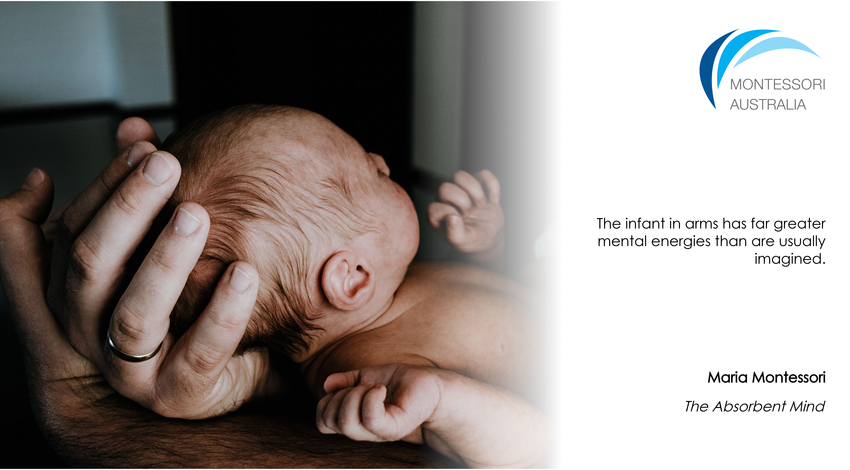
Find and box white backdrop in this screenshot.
[557,1,849,467]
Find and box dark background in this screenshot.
[170,3,416,190]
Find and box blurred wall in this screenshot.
[0,2,173,110]
[410,3,555,268]
[412,3,464,179]
[462,3,555,272]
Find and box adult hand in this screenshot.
[0,118,453,468]
[1,118,275,420]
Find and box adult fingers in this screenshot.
[48,141,157,320]
[427,202,460,232]
[476,170,500,204]
[62,151,180,361]
[152,262,259,417]
[49,116,158,291]
[0,170,93,382]
[57,142,157,244]
[437,182,473,213]
[103,202,208,389]
[0,170,54,310]
[116,117,161,152]
[0,169,54,228]
[452,171,487,207]
[42,198,72,247]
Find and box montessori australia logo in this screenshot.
[699,29,823,110]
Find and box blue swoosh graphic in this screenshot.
[716,29,776,87]
[735,37,819,67]
[700,30,735,108]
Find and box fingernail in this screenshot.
[125,142,149,168]
[142,152,173,185]
[21,168,44,190]
[230,267,252,293]
[173,208,201,236]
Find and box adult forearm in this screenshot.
[35,377,449,468]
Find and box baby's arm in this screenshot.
[428,170,505,272]
[316,364,548,468]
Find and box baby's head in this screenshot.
[161,104,419,358]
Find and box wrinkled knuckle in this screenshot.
[209,308,246,333]
[146,246,182,274]
[111,184,147,218]
[93,170,114,198]
[68,237,102,282]
[111,309,150,344]
[185,342,223,376]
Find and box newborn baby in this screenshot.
[162,105,548,467]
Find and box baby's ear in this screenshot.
[321,250,375,311]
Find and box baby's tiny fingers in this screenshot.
[338,384,379,440]
[427,202,460,232]
[320,388,352,434]
[316,394,337,434]
[476,170,500,204]
[452,171,487,207]
[437,182,473,212]
[445,215,468,246]
[361,385,393,436]
[324,369,361,394]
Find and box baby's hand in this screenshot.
[428,170,504,259]
[316,364,443,443]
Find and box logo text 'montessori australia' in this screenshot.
[700,30,823,110]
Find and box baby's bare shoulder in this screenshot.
[305,261,543,396]
[381,262,541,386]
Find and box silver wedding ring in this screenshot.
[107,330,162,363]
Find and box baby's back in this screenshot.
[303,261,547,401]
